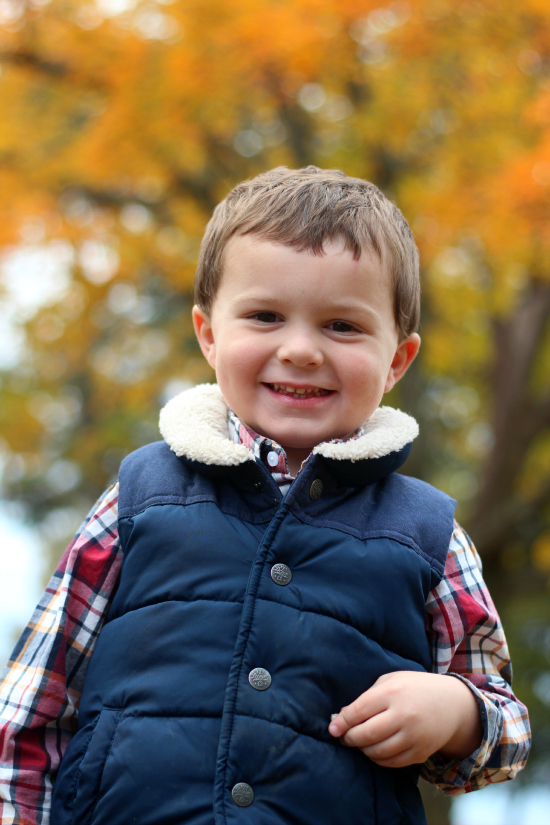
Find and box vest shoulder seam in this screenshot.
[118,494,217,518]
[118,498,275,524]
[289,507,446,574]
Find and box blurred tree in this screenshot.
[1,0,550,819]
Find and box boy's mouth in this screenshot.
[266,383,332,398]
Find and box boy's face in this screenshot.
[193,235,420,471]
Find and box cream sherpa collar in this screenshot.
[159,383,418,467]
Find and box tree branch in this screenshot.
[0,49,68,77]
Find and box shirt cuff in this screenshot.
[420,673,503,795]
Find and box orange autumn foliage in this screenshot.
[0,0,549,524]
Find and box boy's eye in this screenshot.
[252,312,279,323]
[329,321,357,333]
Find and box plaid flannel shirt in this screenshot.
[0,414,531,824]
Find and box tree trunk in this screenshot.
[467,279,550,564]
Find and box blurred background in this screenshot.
[1,0,550,822]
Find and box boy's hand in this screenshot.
[328,671,482,768]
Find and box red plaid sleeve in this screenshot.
[0,483,122,825]
[421,522,531,794]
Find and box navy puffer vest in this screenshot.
[51,385,455,825]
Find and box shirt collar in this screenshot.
[227,408,364,483]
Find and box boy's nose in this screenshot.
[276,333,324,368]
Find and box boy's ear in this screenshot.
[192,305,217,370]
[384,333,421,393]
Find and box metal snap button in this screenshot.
[253,481,263,492]
[271,563,292,586]
[248,667,272,691]
[309,478,323,501]
[232,783,254,807]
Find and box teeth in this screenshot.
[270,383,328,398]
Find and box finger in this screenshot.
[365,746,420,769]
[328,685,389,737]
[356,729,406,760]
[341,712,400,750]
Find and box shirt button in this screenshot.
[232,783,254,807]
[267,450,279,467]
[271,563,292,586]
[248,667,272,691]
[309,478,323,500]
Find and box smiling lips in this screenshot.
[267,383,332,398]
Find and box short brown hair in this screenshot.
[194,166,420,339]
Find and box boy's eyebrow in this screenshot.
[319,299,381,315]
[234,292,381,311]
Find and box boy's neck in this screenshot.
[284,448,311,477]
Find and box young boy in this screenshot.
[0,167,530,825]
